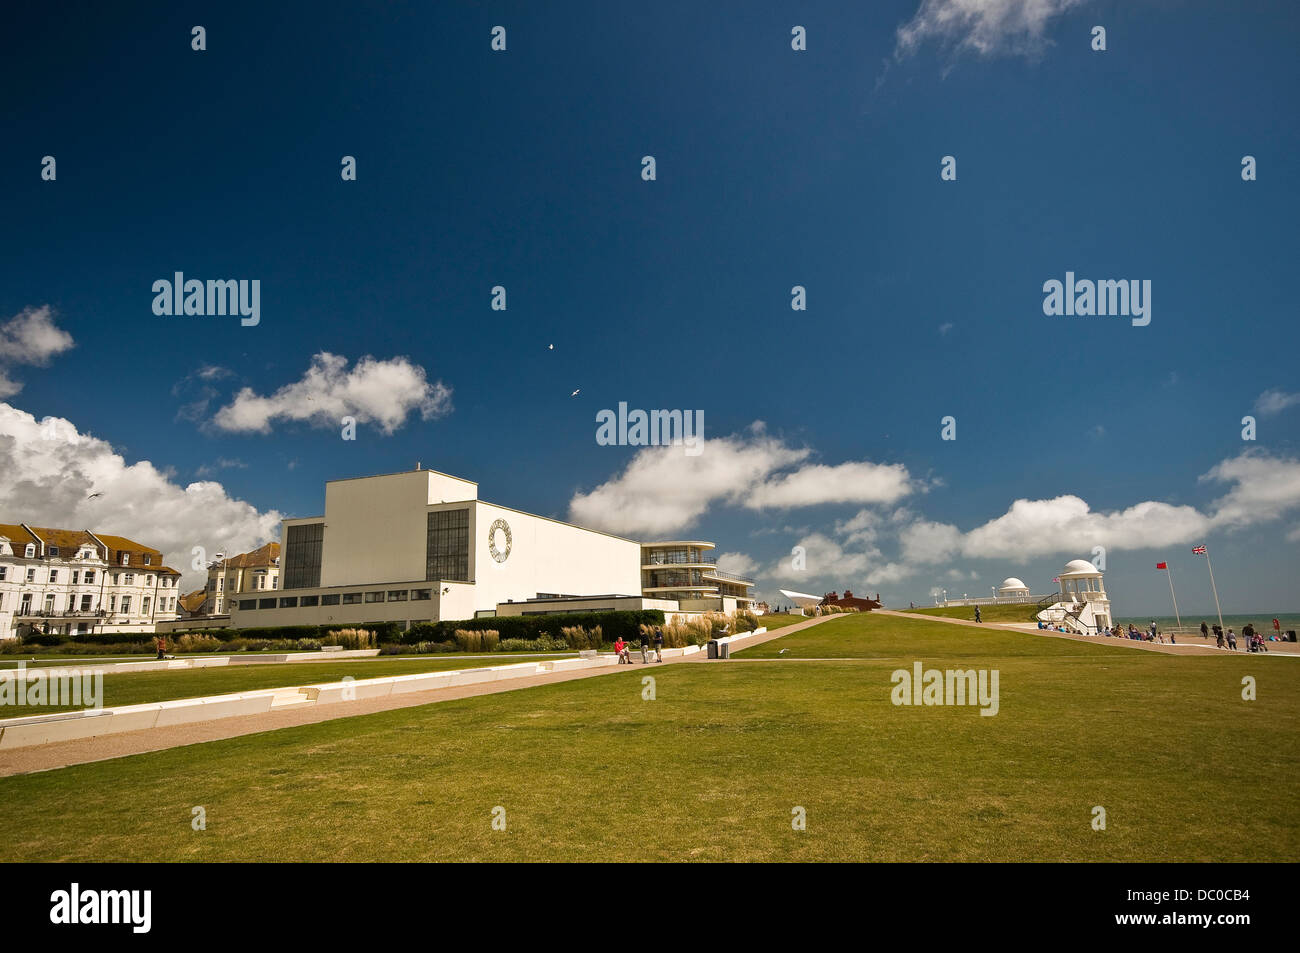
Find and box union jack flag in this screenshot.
[1192,545,1207,554]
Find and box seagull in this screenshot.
[570,389,580,397]
[778,648,790,655]
[86,492,103,500]
[548,344,554,350]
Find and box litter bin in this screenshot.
[707,640,719,659]
[717,641,730,659]
[1288,630,1297,643]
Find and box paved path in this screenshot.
[875,609,1300,656]
[0,618,826,777]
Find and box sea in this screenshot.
[1116,612,1300,634]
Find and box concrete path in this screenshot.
[875,609,1299,656]
[0,617,827,777]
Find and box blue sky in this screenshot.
[1,1,1297,615]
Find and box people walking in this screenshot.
[1226,628,1237,651]
[653,626,664,662]
[973,605,982,624]
[639,629,650,664]
[1200,621,1209,640]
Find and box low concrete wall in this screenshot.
[0,650,658,750]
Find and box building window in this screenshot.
[44,593,56,613]
[84,571,94,584]
[387,590,408,602]
[0,567,6,582]
[217,577,224,592]
[26,568,35,583]
[71,570,79,584]
[426,508,469,582]
[412,589,432,601]
[300,595,320,607]
[239,599,257,610]
[142,596,152,614]
[109,594,117,612]
[120,596,132,615]
[279,597,298,608]
[25,544,35,558]
[258,598,276,609]
[321,594,341,606]
[121,553,130,565]
[124,573,135,585]
[49,569,58,583]
[364,591,385,603]
[146,575,154,586]
[284,522,324,589]
[144,555,152,565]
[341,592,362,605]
[49,546,59,556]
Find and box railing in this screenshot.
[940,593,1055,607]
[703,567,753,584]
[14,608,108,620]
[643,552,716,565]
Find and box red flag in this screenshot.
[1156,562,1167,570]
[1192,545,1207,555]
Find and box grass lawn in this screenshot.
[901,604,1042,624]
[0,611,1294,862]
[0,655,571,718]
[754,613,806,630]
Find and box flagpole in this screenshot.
[1165,564,1183,631]
[1204,546,1225,636]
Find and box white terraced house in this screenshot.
[640,541,756,614]
[0,524,182,639]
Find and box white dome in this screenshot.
[1060,559,1100,576]
[998,577,1028,591]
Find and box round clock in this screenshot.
[488,518,512,563]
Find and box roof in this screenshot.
[26,526,100,554]
[999,577,1028,590]
[179,589,208,612]
[220,541,280,568]
[1060,559,1100,576]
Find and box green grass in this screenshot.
[0,611,1294,862]
[0,654,569,717]
[900,604,1042,624]
[753,613,805,630]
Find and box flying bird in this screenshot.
[548,344,554,350]
[570,389,580,397]
[86,493,103,500]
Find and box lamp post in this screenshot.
[213,552,228,615]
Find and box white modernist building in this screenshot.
[1037,559,1112,634]
[229,468,747,630]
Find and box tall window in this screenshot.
[284,522,323,589]
[426,509,469,582]
[120,596,132,615]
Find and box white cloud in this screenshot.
[568,426,920,537]
[212,352,452,435]
[0,306,75,397]
[715,551,758,577]
[893,450,1300,566]
[1255,388,1300,416]
[0,403,282,589]
[896,0,1085,59]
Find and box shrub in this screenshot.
[399,610,664,646]
[733,608,760,632]
[174,634,223,654]
[322,629,376,650]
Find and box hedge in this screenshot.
[21,612,664,650]
[397,609,665,646]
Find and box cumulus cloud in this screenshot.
[0,403,282,588]
[212,352,452,435]
[567,425,921,536]
[715,551,758,578]
[0,306,75,397]
[1255,388,1300,416]
[893,450,1300,566]
[896,0,1086,59]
